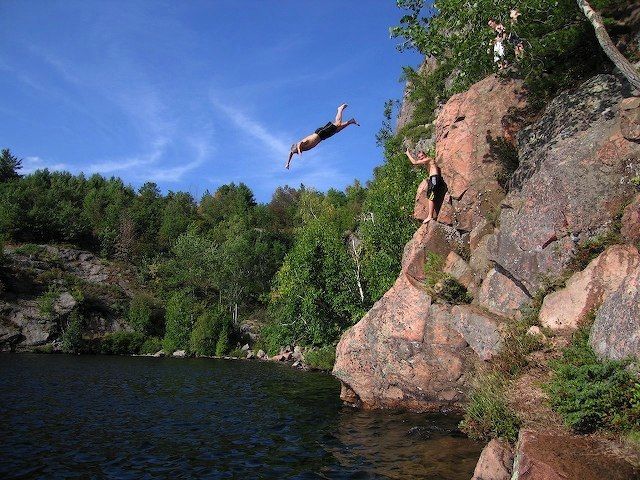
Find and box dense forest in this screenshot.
[0,144,422,357]
[1,0,635,362]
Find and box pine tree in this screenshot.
[0,149,22,181]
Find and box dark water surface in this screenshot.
[0,354,482,479]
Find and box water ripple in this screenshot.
[0,354,482,479]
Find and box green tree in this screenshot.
[266,190,366,351]
[189,306,230,356]
[162,290,197,353]
[0,149,22,182]
[158,191,197,250]
[359,136,424,301]
[391,0,620,107]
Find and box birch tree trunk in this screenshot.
[577,0,640,91]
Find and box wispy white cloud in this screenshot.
[145,136,212,183]
[210,98,289,160]
[22,156,70,174]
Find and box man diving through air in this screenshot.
[286,103,359,169]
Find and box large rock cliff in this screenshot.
[0,244,134,351]
[334,71,640,411]
[334,69,640,478]
[333,75,527,410]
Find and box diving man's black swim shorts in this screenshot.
[315,122,338,141]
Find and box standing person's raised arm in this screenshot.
[405,148,430,166]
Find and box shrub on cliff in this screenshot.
[37,285,61,319]
[423,252,473,304]
[391,0,621,108]
[460,372,521,442]
[359,135,424,301]
[547,324,640,433]
[61,311,84,354]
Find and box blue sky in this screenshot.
[0,1,422,202]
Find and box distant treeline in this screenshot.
[0,146,424,354]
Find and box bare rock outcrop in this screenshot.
[433,75,527,232]
[477,268,530,318]
[471,439,513,480]
[333,220,507,411]
[590,262,640,361]
[489,74,640,294]
[511,430,639,480]
[539,245,640,331]
[622,193,640,245]
[0,244,133,351]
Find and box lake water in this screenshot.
[0,354,482,479]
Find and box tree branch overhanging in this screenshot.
[576,0,640,91]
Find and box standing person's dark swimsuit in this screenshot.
[405,148,442,223]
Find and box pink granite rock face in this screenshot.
[333,215,510,410]
[472,439,514,480]
[432,75,527,232]
[539,245,640,331]
[512,430,638,480]
[478,268,530,318]
[489,75,640,294]
[621,194,640,246]
[332,273,475,411]
[621,96,640,141]
[590,263,640,361]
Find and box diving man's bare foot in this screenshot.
[349,118,360,126]
[422,216,432,224]
[339,103,348,111]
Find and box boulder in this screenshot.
[53,292,77,315]
[490,74,640,294]
[333,273,477,411]
[621,96,640,141]
[0,320,23,352]
[442,251,478,292]
[446,305,504,361]
[590,263,640,361]
[539,245,640,331]
[621,194,640,245]
[435,75,527,232]
[172,350,186,358]
[257,349,266,359]
[471,439,514,480]
[511,430,638,480]
[402,222,464,284]
[469,234,493,279]
[477,268,530,318]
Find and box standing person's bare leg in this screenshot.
[423,200,435,224]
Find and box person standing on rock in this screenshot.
[286,103,359,169]
[405,148,443,223]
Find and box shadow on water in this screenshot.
[0,354,482,479]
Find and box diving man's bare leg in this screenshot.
[335,103,348,124]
